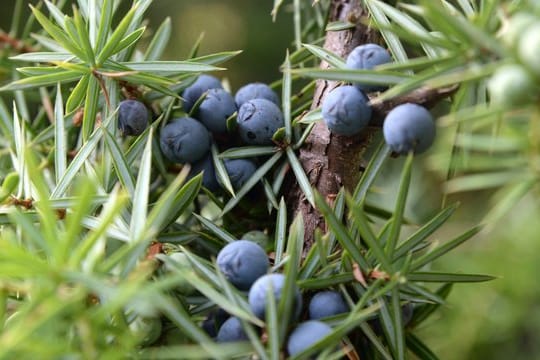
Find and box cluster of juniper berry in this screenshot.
[115,42,437,355]
[212,239,348,354]
[323,43,436,155]
[118,43,438,199]
[161,76,285,192]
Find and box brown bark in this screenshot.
[287,0,379,250]
[287,0,457,250]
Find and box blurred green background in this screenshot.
[374,150,540,359]
[143,0,294,90]
[1,1,539,359]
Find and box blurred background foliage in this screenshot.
[0,0,538,359]
[142,0,294,88]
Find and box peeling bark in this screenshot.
[287,0,379,250]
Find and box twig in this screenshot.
[369,84,459,126]
[0,30,36,53]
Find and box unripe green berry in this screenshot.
[2,172,19,194]
[161,252,196,295]
[502,12,537,48]
[0,172,19,203]
[488,64,537,106]
[129,316,162,346]
[162,325,189,345]
[518,23,540,76]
